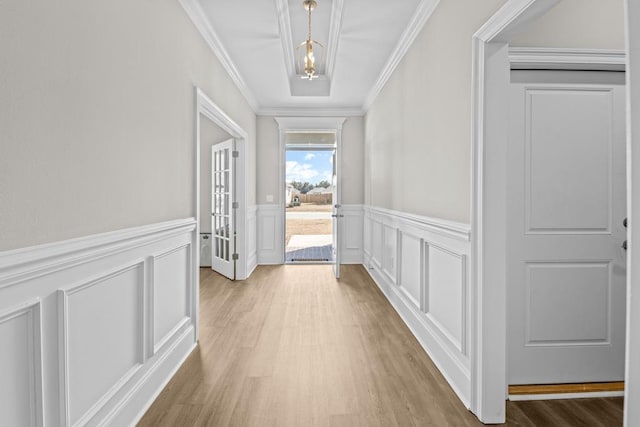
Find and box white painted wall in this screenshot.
[510,0,625,49]
[0,0,256,251]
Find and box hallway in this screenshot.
[139,266,623,426]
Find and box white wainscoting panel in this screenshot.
[425,244,466,354]
[399,233,422,309]
[257,204,283,264]
[0,300,43,427]
[152,245,191,354]
[247,205,258,276]
[0,218,197,427]
[58,262,145,426]
[363,206,472,407]
[257,204,364,265]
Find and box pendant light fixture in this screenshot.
[297,0,323,80]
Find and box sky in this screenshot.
[286,150,334,184]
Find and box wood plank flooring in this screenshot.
[138,265,623,426]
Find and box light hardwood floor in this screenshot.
[139,265,623,426]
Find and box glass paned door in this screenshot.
[211,139,235,280]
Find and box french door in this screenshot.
[211,139,235,280]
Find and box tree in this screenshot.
[290,181,315,194]
[316,180,331,188]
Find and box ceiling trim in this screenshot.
[258,107,364,117]
[325,0,345,80]
[509,47,626,71]
[277,0,344,88]
[275,0,296,78]
[362,0,441,112]
[178,0,260,111]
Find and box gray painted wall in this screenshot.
[0,0,257,251]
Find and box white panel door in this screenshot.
[507,72,627,384]
[211,139,235,280]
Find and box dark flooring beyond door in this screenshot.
[138,265,623,426]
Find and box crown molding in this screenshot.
[257,106,364,117]
[509,47,626,71]
[178,0,260,112]
[362,0,441,112]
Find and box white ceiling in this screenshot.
[191,0,435,114]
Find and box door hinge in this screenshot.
[232,253,239,260]
[232,150,239,158]
[232,202,239,209]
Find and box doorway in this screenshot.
[470,1,631,422]
[285,144,336,264]
[275,117,346,278]
[195,88,250,289]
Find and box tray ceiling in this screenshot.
[189,0,436,114]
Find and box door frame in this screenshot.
[624,0,640,424]
[284,144,337,265]
[275,117,346,264]
[194,87,249,336]
[467,0,636,422]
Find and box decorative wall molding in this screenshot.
[509,48,626,71]
[151,244,192,355]
[178,0,259,111]
[367,206,471,241]
[257,204,364,265]
[363,205,472,406]
[0,218,196,290]
[0,300,44,427]
[57,261,146,427]
[363,0,441,111]
[0,219,197,426]
[247,205,258,276]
